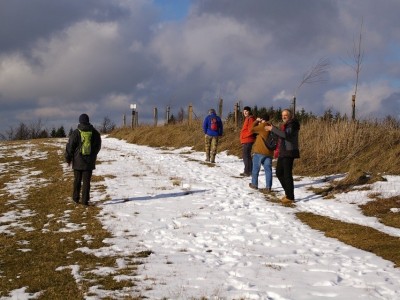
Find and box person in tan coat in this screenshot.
[249,113,274,191]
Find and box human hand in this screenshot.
[265,124,272,131]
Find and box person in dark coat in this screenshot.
[65,113,102,206]
[265,109,300,204]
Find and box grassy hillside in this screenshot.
[109,118,400,177]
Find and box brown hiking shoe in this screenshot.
[280,196,294,204]
[249,183,258,190]
[259,188,272,194]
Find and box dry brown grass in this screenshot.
[0,139,146,299]
[296,212,400,267]
[110,118,400,178]
[297,119,400,176]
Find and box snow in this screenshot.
[1,136,400,299]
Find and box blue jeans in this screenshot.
[251,153,272,189]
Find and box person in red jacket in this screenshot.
[239,106,256,176]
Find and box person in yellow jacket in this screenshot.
[249,113,274,191]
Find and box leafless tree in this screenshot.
[177,107,185,123]
[29,118,46,139]
[99,116,116,133]
[347,18,364,121]
[292,57,330,115]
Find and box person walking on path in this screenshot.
[248,113,274,191]
[239,106,256,176]
[65,113,102,206]
[202,108,223,163]
[265,109,300,204]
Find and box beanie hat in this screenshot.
[243,106,251,112]
[79,113,90,124]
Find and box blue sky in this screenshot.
[154,0,191,20]
[0,0,399,135]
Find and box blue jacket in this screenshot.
[203,113,223,137]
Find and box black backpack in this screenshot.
[264,132,278,151]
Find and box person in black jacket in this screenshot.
[265,109,300,204]
[65,113,102,206]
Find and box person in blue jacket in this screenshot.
[202,108,223,163]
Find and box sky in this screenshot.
[2,136,400,299]
[1,0,400,134]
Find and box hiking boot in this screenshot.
[240,172,251,177]
[280,196,294,204]
[249,183,258,190]
[259,188,272,194]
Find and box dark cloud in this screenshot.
[0,0,399,135]
[0,0,127,54]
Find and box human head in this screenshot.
[243,106,251,116]
[79,113,90,124]
[281,109,292,123]
[208,108,216,115]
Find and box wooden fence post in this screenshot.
[154,107,158,126]
[188,104,193,125]
[218,98,223,118]
[166,106,170,124]
[234,102,240,128]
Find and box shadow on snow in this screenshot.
[102,189,208,205]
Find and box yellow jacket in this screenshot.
[250,120,274,157]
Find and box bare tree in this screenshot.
[348,18,364,121]
[99,116,116,133]
[14,122,30,140]
[177,107,185,123]
[29,118,46,139]
[292,57,330,115]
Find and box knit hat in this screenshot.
[79,113,90,124]
[243,106,251,112]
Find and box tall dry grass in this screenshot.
[297,119,400,176]
[109,118,400,177]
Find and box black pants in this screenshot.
[73,170,92,205]
[242,142,254,174]
[276,157,295,200]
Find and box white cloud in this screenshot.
[324,81,396,118]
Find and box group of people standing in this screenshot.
[202,106,300,205]
[240,106,300,204]
[68,107,299,207]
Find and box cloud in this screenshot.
[1,0,400,135]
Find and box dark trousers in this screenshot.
[73,170,92,205]
[276,157,295,200]
[242,142,254,174]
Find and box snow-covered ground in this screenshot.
[1,136,400,299]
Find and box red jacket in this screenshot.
[240,116,256,144]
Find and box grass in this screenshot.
[0,139,147,299]
[296,211,400,267]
